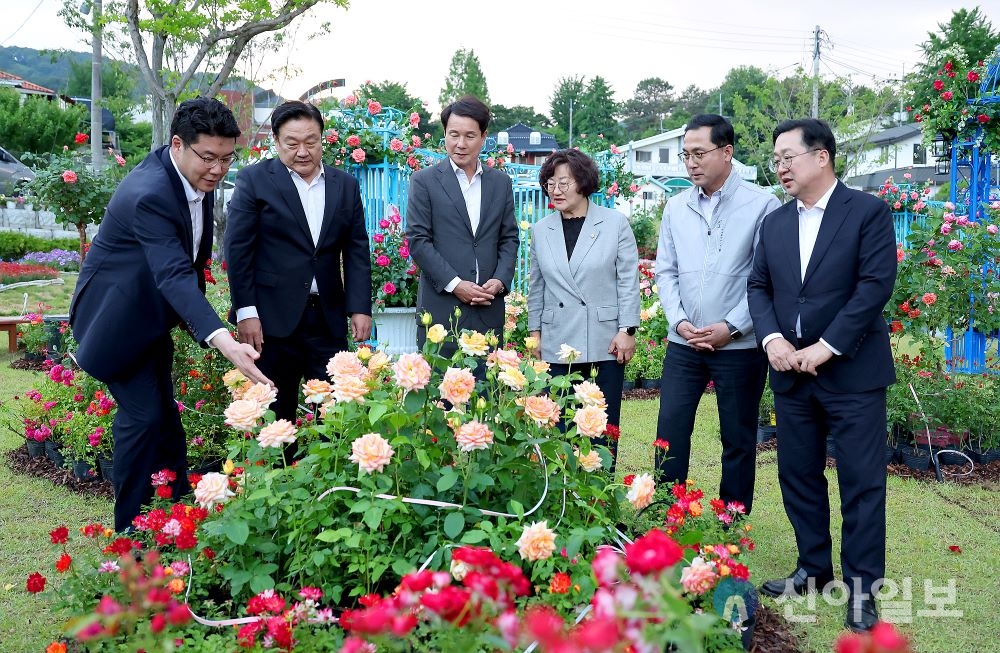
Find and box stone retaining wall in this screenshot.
[0,207,98,240]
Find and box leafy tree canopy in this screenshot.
[438,48,490,108]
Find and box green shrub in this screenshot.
[0,232,80,261]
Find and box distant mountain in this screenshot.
[0,46,91,93]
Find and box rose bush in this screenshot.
[370,205,419,309]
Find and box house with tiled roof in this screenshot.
[0,69,66,101]
[495,122,559,165]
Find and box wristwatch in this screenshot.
[724,320,743,340]
[620,326,637,336]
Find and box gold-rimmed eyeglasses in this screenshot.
[768,149,821,172]
[188,144,237,169]
[678,146,722,163]
[544,180,576,193]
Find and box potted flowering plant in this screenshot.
[321,96,429,172]
[912,47,1000,154]
[370,205,420,354]
[22,135,128,262]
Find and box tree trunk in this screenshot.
[77,223,89,266]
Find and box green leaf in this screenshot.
[443,511,465,539]
[460,529,488,544]
[315,527,352,543]
[415,447,431,469]
[225,520,249,545]
[403,389,426,413]
[363,505,385,531]
[368,403,389,425]
[437,468,459,492]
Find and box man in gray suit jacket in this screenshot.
[406,96,519,352]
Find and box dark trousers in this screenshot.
[549,360,625,466]
[655,342,766,513]
[775,380,887,597]
[257,296,347,423]
[106,335,190,532]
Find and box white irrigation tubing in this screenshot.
[0,277,65,292]
[907,383,975,478]
[186,442,551,627]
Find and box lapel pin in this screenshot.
[590,232,596,239]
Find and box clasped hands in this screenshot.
[454,279,504,305]
[676,320,733,352]
[764,337,832,376]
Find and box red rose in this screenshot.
[624,528,683,575]
[979,114,990,124]
[49,525,69,544]
[55,553,72,573]
[941,91,954,101]
[933,79,944,91]
[74,132,88,144]
[26,572,46,593]
[967,71,979,82]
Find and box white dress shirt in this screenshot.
[168,150,227,346]
[235,166,326,323]
[445,158,483,292]
[761,180,841,355]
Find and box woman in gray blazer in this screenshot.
[527,149,641,445]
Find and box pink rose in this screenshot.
[62,170,78,183]
[506,144,515,154]
[346,134,361,147]
[988,224,998,235]
[610,144,620,155]
[379,219,390,228]
[411,135,422,147]
[367,100,382,115]
[382,282,396,295]
[486,157,495,168]
[941,91,954,101]
[409,112,420,128]
[398,245,409,258]
[389,138,404,152]
[454,420,494,452]
[349,433,394,474]
[376,254,390,267]
[343,94,358,107]
[373,233,385,243]
[947,239,963,251]
[351,148,366,163]
[392,353,431,391]
[940,223,952,235]
[933,79,944,91]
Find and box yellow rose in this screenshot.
[524,335,539,352]
[459,331,489,356]
[427,324,447,344]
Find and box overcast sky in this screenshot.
[1,0,971,117]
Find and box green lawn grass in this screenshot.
[0,363,996,652]
[619,398,1000,653]
[0,273,76,316]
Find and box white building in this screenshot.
[843,123,947,191]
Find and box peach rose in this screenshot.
[487,348,521,369]
[302,379,333,404]
[574,381,607,409]
[573,405,608,438]
[426,324,447,344]
[194,472,235,509]
[576,449,603,472]
[257,419,297,448]
[454,420,494,452]
[439,367,476,405]
[242,382,278,409]
[393,353,432,391]
[333,375,369,403]
[366,350,390,374]
[349,432,394,473]
[520,395,561,427]
[680,557,718,595]
[327,351,367,381]
[498,365,527,391]
[530,360,550,374]
[224,398,266,430]
[459,331,489,356]
[231,379,253,400]
[627,472,656,510]
[223,368,248,391]
[515,520,557,561]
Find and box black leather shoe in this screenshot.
[845,596,879,633]
[759,567,835,598]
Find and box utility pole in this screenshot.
[811,24,821,119]
[568,97,574,148]
[83,0,104,171]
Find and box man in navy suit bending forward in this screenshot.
[70,97,271,532]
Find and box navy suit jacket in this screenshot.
[747,182,897,394]
[70,146,224,382]
[223,158,371,340]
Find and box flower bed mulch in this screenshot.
[5,443,115,500]
[751,604,808,652]
[886,459,1000,487]
[622,387,660,401]
[9,356,51,372]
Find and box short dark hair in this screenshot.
[441,96,491,133]
[538,149,601,198]
[170,97,241,144]
[271,100,325,137]
[685,114,735,148]
[773,118,837,165]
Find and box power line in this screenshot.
[1,0,46,46]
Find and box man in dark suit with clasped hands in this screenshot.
[747,118,897,633]
[70,97,272,532]
[406,95,519,353]
[225,100,372,423]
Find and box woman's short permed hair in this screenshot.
[538,149,600,197]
